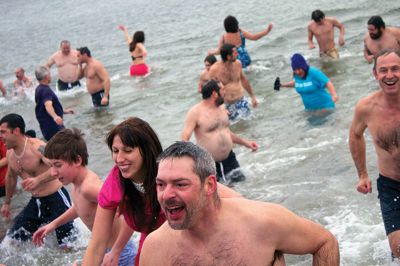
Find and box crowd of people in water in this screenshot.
[0,10,400,266]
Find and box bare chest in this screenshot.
[367,35,400,55]
[9,152,46,178]
[312,24,333,37]
[54,54,78,67]
[197,111,229,133]
[84,66,97,79]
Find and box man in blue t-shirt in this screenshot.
[34,66,73,141]
[280,53,338,110]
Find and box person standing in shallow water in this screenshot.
[279,53,338,111]
[208,15,273,69]
[349,50,400,258]
[119,25,149,76]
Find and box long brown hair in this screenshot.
[106,117,162,233]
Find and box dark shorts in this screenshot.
[0,186,5,197]
[8,187,74,245]
[215,150,246,183]
[57,79,81,91]
[91,89,109,107]
[377,174,400,235]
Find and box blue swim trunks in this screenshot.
[225,97,251,121]
[105,239,137,266]
[377,174,400,235]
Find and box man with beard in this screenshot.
[364,16,400,64]
[46,40,81,91]
[181,80,258,183]
[349,50,400,257]
[208,44,258,121]
[0,113,74,246]
[139,141,339,266]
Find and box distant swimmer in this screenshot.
[139,141,340,266]
[32,128,137,265]
[209,15,273,69]
[46,40,81,91]
[308,9,345,59]
[364,16,400,64]
[208,44,258,121]
[0,80,6,97]
[77,47,111,107]
[12,67,34,97]
[198,55,217,92]
[119,25,149,76]
[182,80,258,183]
[34,66,74,141]
[349,50,400,258]
[0,113,74,246]
[278,53,338,111]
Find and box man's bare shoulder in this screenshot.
[29,138,46,156]
[355,91,382,113]
[387,27,400,38]
[308,20,316,29]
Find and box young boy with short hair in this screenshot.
[32,128,136,265]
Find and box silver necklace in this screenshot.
[15,137,28,163]
[131,180,145,194]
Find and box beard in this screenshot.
[370,29,382,40]
[215,96,224,106]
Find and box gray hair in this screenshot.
[60,40,70,47]
[157,141,216,184]
[35,66,50,81]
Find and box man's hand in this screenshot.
[357,176,372,194]
[1,203,10,218]
[21,177,40,191]
[101,96,109,106]
[251,96,258,108]
[54,116,63,126]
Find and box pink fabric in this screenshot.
[130,63,149,76]
[98,166,166,266]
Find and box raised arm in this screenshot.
[82,206,116,266]
[118,25,132,46]
[349,99,371,194]
[242,23,273,41]
[240,69,258,107]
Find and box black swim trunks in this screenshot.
[8,187,75,245]
[57,79,81,91]
[0,186,5,198]
[91,89,109,107]
[215,150,246,183]
[377,174,400,235]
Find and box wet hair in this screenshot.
[224,15,239,33]
[220,43,235,62]
[0,113,25,134]
[311,9,325,22]
[77,46,91,57]
[129,31,145,52]
[60,40,70,47]
[25,130,36,138]
[204,55,217,65]
[106,117,162,233]
[201,79,220,99]
[368,16,385,30]
[35,66,50,81]
[373,49,400,71]
[44,128,89,166]
[157,141,216,184]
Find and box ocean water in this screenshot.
[0,0,399,265]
